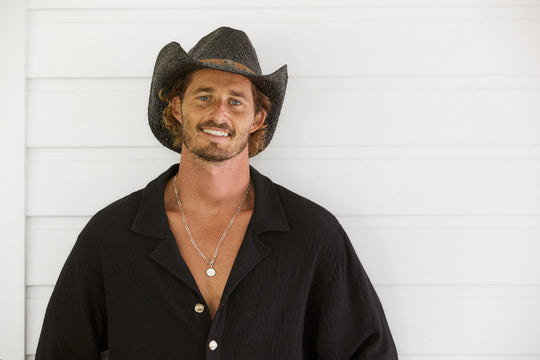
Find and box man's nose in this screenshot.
[209,98,229,122]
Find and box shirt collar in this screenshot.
[131,163,290,238]
[248,166,290,234]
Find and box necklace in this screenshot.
[173,174,251,277]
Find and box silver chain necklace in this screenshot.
[173,174,251,277]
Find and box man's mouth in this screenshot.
[202,128,231,137]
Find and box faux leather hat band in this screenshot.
[198,59,256,74]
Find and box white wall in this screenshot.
[0,1,26,359]
[18,0,540,359]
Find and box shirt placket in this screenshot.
[204,299,228,359]
[199,227,271,359]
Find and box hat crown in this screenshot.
[188,27,262,75]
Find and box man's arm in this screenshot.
[35,235,107,360]
[311,228,398,359]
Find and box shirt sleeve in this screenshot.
[311,227,398,360]
[35,233,107,360]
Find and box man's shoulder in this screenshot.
[81,188,144,237]
[275,182,334,215]
[251,167,339,226]
[95,188,144,220]
[268,178,342,233]
[260,174,350,267]
[81,165,175,238]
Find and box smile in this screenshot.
[202,128,230,137]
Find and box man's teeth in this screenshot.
[202,129,230,137]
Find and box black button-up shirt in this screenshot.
[36,165,397,359]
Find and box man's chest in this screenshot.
[166,209,252,318]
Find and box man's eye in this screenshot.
[231,99,242,105]
[198,96,209,101]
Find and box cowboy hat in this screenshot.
[148,26,288,155]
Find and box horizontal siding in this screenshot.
[26,152,540,216]
[380,285,540,354]
[26,285,540,356]
[27,10,540,78]
[25,0,540,9]
[26,78,540,148]
[26,7,540,22]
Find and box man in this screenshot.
[36,27,398,359]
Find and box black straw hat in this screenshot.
[148,27,288,156]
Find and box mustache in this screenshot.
[198,120,234,134]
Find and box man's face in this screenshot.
[172,68,266,162]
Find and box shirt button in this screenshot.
[194,303,205,313]
[209,340,218,351]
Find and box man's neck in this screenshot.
[174,148,252,214]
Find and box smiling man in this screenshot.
[36,27,398,359]
[167,68,268,163]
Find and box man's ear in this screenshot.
[171,96,182,124]
[250,109,267,133]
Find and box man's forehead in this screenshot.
[187,68,253,88]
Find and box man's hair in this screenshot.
[160,71,271,157]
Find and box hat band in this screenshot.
[198,59,256,74]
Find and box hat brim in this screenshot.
[148,42,288,156]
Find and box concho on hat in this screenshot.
[148,26,288,156]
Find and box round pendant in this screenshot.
[206,268,216,277]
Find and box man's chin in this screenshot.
[187,145,244,163]
[196,152,231,163]
[181,135,250,163]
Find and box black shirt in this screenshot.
[36,164,397,359]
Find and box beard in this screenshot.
[181,114,251,163]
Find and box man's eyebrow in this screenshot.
[191,87,214,94]
[189,87,249,99]
[229,90,248,99]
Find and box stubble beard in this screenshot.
[180,112,250,163]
